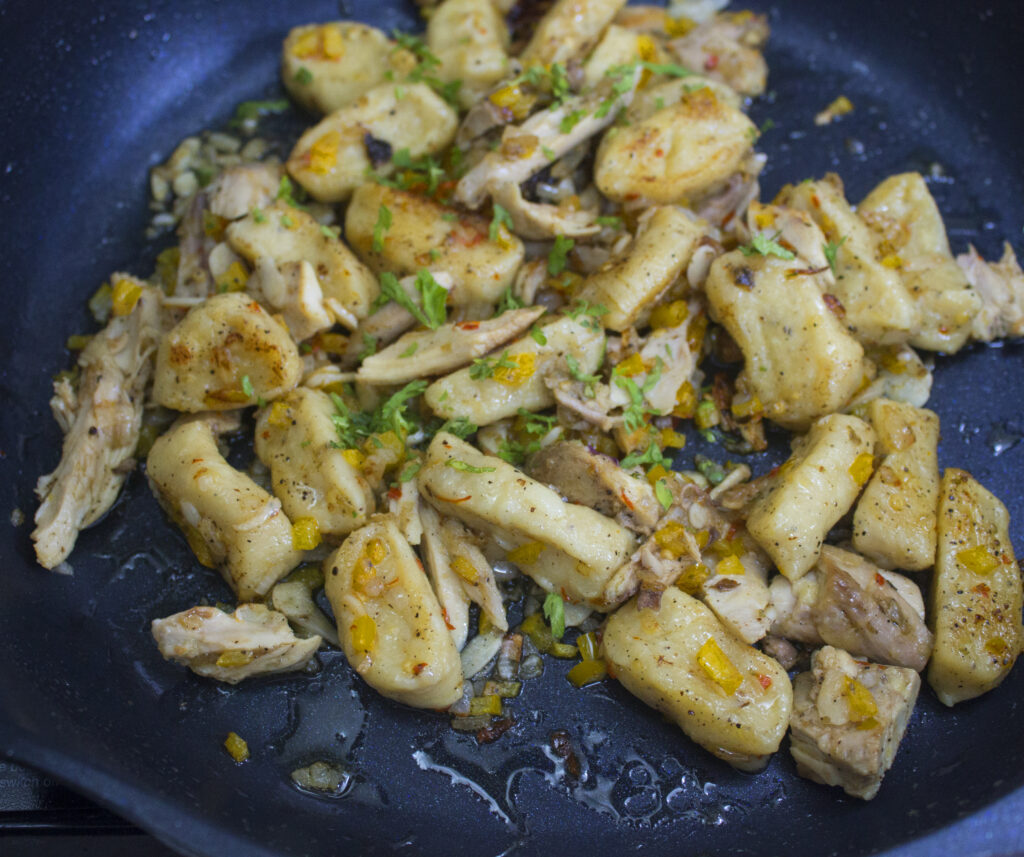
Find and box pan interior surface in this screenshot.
[1,1,1023,856]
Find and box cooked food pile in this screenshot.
[31,0,1024,802]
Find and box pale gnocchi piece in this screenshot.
[424,315,605,426]
[151,604,321,684]
[928,469,1023,706]
[602,587,792,771]
[147,416,302,601]
[152,292,303,412]
[323,517,465,708]
[789,646,920,800]
[253,388,376,539]
[746,414,877,581]
[519,0,628,67]
[774,175,916,347]
[436,514,508,633]
[427,0,510,109]
[581,25,646,86]
[852,398,939,570]
[575,205,705,331]
[594,86,755,205]
[844,344,933,411]
[287,83,458,203]
[227,201,379,325]
[418,433,638,611]
[357,307,545,385]
[704,250,868,430]
[344,183,525,306]
[282,22,416,115]
[859,172,982,353]
[625,74,743,119]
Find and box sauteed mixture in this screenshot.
[31,0,1023,801]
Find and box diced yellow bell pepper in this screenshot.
[650,300,690,330]
[567,658,607,688]
[351,614,377,655]
[451,555,480,584]
[494,352,536,387]
[654,520,692,559]
[224,731,250,762]
[848,452,875,486]
[677,562,710,595]
[291,516,322,550]
[469,694,503,716]
[309,130,341,175]
[216,650,255,669]
[843,676,878,723]
[321,25,344,59]
[576,631,600,661]
[956,545,1000,576]
[507,540,545,565]
[715,555,745,577]
[111,278,143,317]
[697,637,743,695]
[615,353,647,377]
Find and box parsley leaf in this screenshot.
[565,353,601,398]
[438,416,478,439]
[529,325,547,345]
[378,380,428,438]
[399,342,418,358]
[230,99,290,129]
[739,231,795,260]
[469,350,515,380]
[377,270,447,330]
[615,358,664,432]
[399,461,421,482]
[548,235,574,276]
[495,286,525,315]
[446,459,496,474]
[358,332,378,360]
[517,408,556,436]
[595,215,623,229]
[240,375,255,398]
[655,479,673,511]
[496,438,539,465]
[565,298,609,331]
[543,592,565,640]
[823,235,848,273]
[620,440,671,470]
[560,109,586,133]
[489,204,514,241]
[392,31,441,68]
[294,67,314,85]
[372,204,392,252]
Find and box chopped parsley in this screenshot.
[276,175,307,210]
[560,109,586,133]
[329,380,427,449]
[694,454,726,486]
[469,350,516,380]
[376,270,447,330]
[542,145,557,162]
[251,207,267,223]
[399,341,419,358]
[358,333,378,360]
[294,66,314,85]
[823,235,848,273]
[517,408,556,436]
[320,223,340,239]
[372,204,392,252]
[230,99,289,129]
[529,326,547,346]
[489,204,514,241]
[620,440,671,470]
[565,353,600,398]
[739,231,795,260]
[392,148,445,193]
[543,592,565,640]
[446,459,496,474]
[438,416,478,439]
[595,215,623,229]
[566,298,609,330]
[547,235,574,276]
[655,479,673,511]
[615,358,664,432]
[494,286,525,315]
[399,461,421,482]
[240,375,255,398]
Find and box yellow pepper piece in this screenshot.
[494,352,536,387]
[352,557,380,596]
[341,448,366,469]
[111,278,143,317]
[956,545,1000,576]
[469,694,503,716]
[654,520,692,559]
[649,300,690,330]
[292,29,321,58]
[488,84,538,121]
[646,463,669,486]
[183,524,216,569]
[224,731,250,762]
[316,332,348,354]
[677,562,710,595]
[351,614,377,655]
[848,452,875,486]
[267,401,292,428]
[507,540,545,565]
[576,631,601,661]
[567,658,607,688]
[731,395,763,419]
[686,313,708,354]
[366,537,388,564]
[664,14,696,37]
[615,353,647,377]
[672,381,698,419]
[451,554,480,584]
[216,650,255,669]
[880,253,903,269]
[291,516,322,550]
[659,427,687,449]
[216,261,249,293]
[710,535,745,558]
[309,130,340,175]
[843,676,878,723]
[321,25,344,59]
[697,637,743,696]
[715,555,745,577]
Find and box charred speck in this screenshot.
[550,729,582,779]
[363,133,393,168]
[733,266,755,289]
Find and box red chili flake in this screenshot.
[387,486,402,501]
[456,321,480,331]
[442,608,455,631]
[620,489,635,510]
[704,54,719,70]
[435,493,472,504]
[811,193,821,208]
[412,662,428,675]
[874,572,887,587]
[655,148,665,157]
[757,673,773,690]
[247,301,262,312]
[971,583,991,597]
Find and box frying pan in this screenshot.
[1,0,1023,855]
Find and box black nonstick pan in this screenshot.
[2,1,1023,855]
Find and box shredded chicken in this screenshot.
[33,284,162,569]
[960,242,1024,341]
[151,604,321,683]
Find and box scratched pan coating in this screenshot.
[1,1,1023,855]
